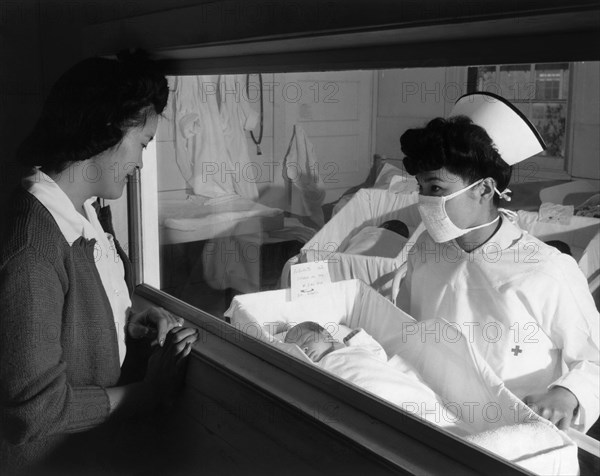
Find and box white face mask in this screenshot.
[417,178,499,243]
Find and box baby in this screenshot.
[378,219,409,238]
[284,321,389,363]
[544,239,572,256]
[284,321,371,362]
[283,321,471,435]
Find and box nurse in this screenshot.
[396,92,599,432]
[0,55,199,474]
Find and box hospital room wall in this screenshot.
[373,67,459,161]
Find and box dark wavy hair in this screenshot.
[17,52,168,174]
[400,116,512,205]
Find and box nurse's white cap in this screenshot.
[449,92,546,165]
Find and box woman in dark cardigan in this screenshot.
[0,54,198,474]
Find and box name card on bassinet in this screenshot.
[290,261,331,300]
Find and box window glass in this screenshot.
[151,70,379,317]
[138,64,597,472]
[471,63,570,161]
[532,102,567,157]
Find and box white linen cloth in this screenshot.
[397,217,600,432]
[538,202,574,225]
[25,170,130,364]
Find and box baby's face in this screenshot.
[295,330,335,362]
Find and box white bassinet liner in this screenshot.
[281,189,423,300]
[305,189,422,252]
[225,279,578,475]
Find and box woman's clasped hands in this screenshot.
[127,306,199,408]
[127,306,186,346]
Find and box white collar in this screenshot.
[24,169,100,245]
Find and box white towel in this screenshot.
[465,421,578,476]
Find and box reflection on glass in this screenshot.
[153,65,579,319]
[475,63,570,159]
[499,64,532,101]
[156,71,375,317]
[475,65,497,94]
[535,63,569,100]
[533,103,566,158]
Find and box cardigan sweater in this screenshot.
[0,188,135,473]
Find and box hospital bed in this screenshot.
[225,279,584,475]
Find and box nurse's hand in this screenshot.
[127,306,184,346]
[524,386,579,430]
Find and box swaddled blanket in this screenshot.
[226,280,579,475]
[281,325,578,474]
[317,329,473,436]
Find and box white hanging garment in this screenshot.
[173,75,236,198]
[282,124,325,228]
[219,74,259,200]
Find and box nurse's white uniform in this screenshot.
[397,217,600,432]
